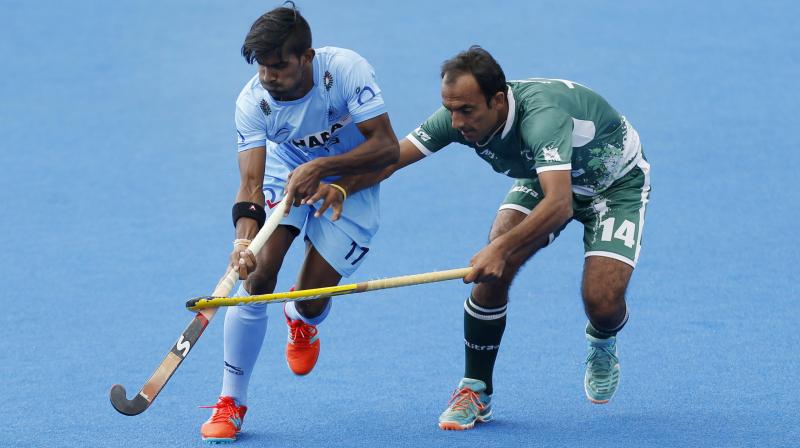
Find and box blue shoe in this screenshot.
[584,333,620,404]
[438,378,493,430]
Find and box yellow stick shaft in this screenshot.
[186,267,472,311]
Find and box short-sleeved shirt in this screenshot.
[235,46,386,168]
[407,79,643,196]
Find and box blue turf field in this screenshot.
[1,1,798,447]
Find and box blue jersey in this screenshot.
[235,46,386,165]
[234,47,386,245]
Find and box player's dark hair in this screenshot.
[242,2,312,64]
[441,46,507,105]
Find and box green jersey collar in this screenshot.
[500,86,516,139]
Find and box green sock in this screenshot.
[463,295,507,395]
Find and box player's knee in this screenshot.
[582,287,625,321]
[471,281,510,308]
[245,268,279,295]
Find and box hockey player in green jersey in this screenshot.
[301,46,651,430]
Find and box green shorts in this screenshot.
[499,158,651,267]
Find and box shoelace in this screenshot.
[586,345,619,373]
[289,321,317,345]
[447,387,485,412]
[199,400,241,423]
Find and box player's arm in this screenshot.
[283,112,399,211]
[306,107,456,219]
[464,169,572,283]
[308,137,427,219]
[231,146,266,279]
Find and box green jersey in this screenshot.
[407,78,643,195]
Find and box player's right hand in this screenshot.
[306,183,345,221]
[230,243,257,280]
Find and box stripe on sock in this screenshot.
[464,296,507,321]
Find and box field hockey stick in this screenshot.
[185,267,473,311]
[109,200,289,416]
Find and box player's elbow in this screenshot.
[378,137,400,167]
[551,195,573,223]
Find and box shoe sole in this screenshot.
[203,437,236,444]
[438,412,493,430]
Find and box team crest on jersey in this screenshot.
[259,99,271,116]
[543,146,562,162]
[327,106,337,121]
[323,70,334,91]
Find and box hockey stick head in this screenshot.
[110,384,151,416]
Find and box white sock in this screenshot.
[284,300,331,326]
[220,283,268,406]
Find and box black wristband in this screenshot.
[232,202,266,228]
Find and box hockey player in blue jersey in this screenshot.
[200,4,399,443]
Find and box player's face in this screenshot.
[258,49,313,100]
[441,73,504,143]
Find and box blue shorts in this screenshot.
[262,144,380,277]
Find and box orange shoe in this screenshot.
[285,311,320,376]
[200,396,247,443]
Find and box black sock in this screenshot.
[586,307,629,339]
[463,295,507,395]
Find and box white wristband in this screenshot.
[233,238,252,249]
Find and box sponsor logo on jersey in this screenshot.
[479,148,498,160]
[260,98,271,116]
[543,146,562,162]
[323,70,334,91]
[511,185,539,198]
[355,86,376,105]
[291,115,352,150]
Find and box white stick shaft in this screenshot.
[201,200,288,318]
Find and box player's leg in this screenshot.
[202,147,308,443]
[201,225,300,443]
[577,157,650,404]
[440,179,561,430]
[282,239,343,375]
[282,191,375,375]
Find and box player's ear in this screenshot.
[490,90,506,109]
[301,48,315,65]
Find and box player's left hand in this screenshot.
[284,161,324,215]
[305,183,345,221]
[464,242,508,283]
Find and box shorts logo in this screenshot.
[543,146,561,162]
[259,98,271,116]
[511,185,539,198]
[237,130,245,143]
[264,187,282,209]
